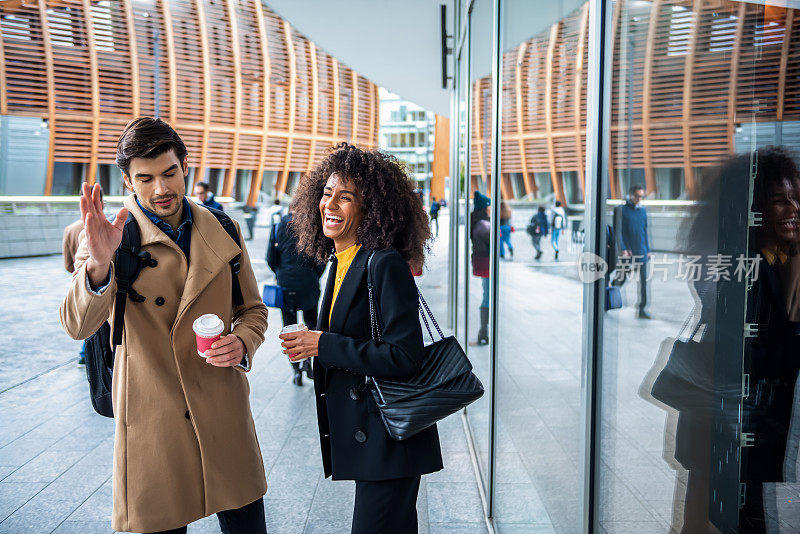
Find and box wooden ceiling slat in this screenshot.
[194,0,211,185]
[81,0,100,185]
[221,0,241,198]
[39,0,57,195]
[159,0,178,126]
[249,0,270,206]
[276,19,295,195]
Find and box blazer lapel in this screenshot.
[328,247,370,334]
[318,257,337,332]
[174,201,241,326]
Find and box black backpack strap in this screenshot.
[112,214,146,346]
[205,206,244,307]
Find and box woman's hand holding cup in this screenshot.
[279,325,322,362]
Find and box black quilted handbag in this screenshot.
[366,252,484,441]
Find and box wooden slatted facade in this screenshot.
[474,0,800,203]
[0,0,379,204]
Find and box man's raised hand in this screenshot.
[80,182,128,286]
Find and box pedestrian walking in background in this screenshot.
[279,143,442,534]
[267,209,326,386]
[59,118,269,534]
[471,190,491,345]
[613,184,652,319]
[550,200,567,260]
[193,181,224,211]
[527,206,549,260]
[499,200,514,259]
[268,197,283,227]
[429,196,441,237]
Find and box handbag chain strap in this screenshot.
[367,276,383,343]
[366,251,444,344]
[679,284,710,341]
[418,289,444,340]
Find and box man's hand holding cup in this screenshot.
[193,314,246,367]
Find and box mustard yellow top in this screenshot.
[762,247,789,266]
[329,243,362,324]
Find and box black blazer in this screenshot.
[313,246,443,481]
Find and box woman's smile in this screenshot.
[324,213,344,228]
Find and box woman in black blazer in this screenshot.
[279,143,442,533]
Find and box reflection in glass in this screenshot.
[490,1,589,531]
[604,1,800,532]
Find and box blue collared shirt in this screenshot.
[136,196,193,261]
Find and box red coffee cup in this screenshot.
[193,314,224,357]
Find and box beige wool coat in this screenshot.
[60,195,268,533]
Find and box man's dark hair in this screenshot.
[194,181,210,192]
[629,184,645,195]
[116,117,188,175]
[555,200,562,207]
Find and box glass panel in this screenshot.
[465,0,495,488]
[457,35,470,355]
[493,1,589,531]
[598,1,800,532]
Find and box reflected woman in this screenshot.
[651,147,800,533]
[740,147,800,532]
[278,143,443,533]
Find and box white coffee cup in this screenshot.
[193,314,224,357]
[280,324,308,360]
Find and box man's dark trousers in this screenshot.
[613,258,648,313]
[149,498,266,534]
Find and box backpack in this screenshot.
[84,207,244,418]
[526,217,541,237]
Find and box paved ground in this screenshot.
[0,215,487,534]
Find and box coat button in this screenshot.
[354,431,367,443]
[349,387,360,400]
[155,296,165,306]
[323,433,330,439]
[184,411,190,420]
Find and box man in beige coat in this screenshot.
[60,118,269,533]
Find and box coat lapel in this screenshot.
[318,257,337,332]
[174,201,241,326]
[328,246,370,334]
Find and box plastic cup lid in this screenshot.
[280,323,305,334]
[193,314,224,337]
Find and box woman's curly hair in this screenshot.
[290,143,432,267]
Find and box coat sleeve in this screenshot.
[230,221,269,372]
[317,251,424,378]
[59,233,117,340]
[62,226,76,273]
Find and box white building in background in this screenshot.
[379,88,435,197]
